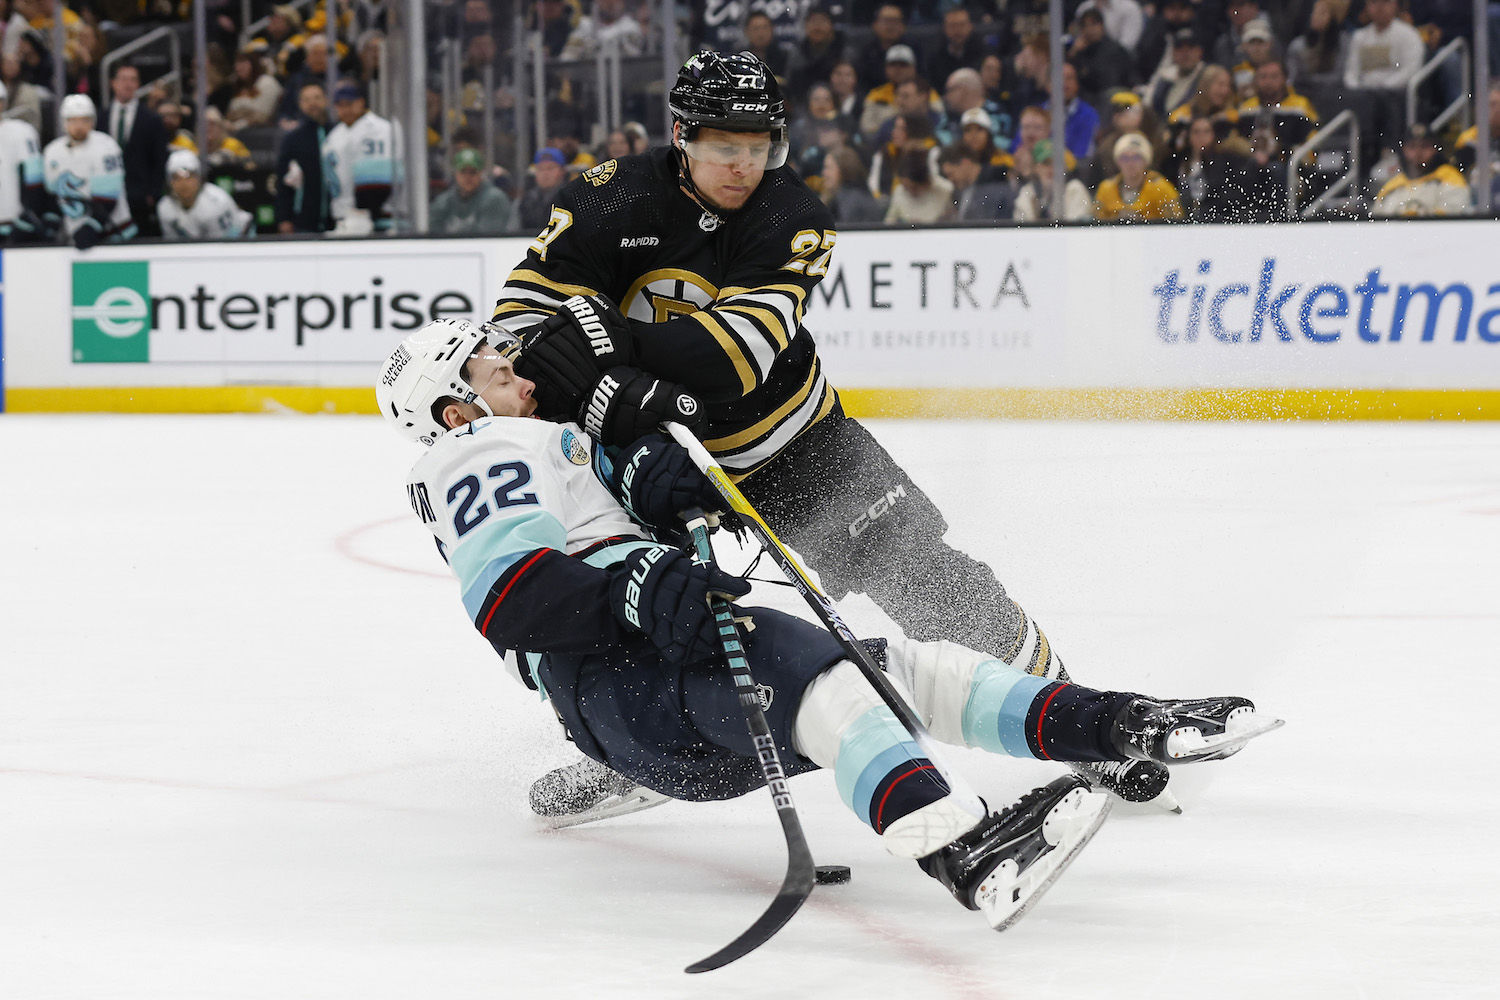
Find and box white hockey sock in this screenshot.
[793,660,975,858]
[882,636,1054,757]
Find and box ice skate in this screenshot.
[919,775,1111,931]
[529,756,670,828]
[1111,696,1284,765]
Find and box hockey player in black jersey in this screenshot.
[491,50,1167,813]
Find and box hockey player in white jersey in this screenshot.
[42,94,134,249]
[377,317,1282,934]
[157,150,254,241]
[0,81,47,242]
[324,82,396,235]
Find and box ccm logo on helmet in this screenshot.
[849,484,908,538]
[730,101,770,112]
[564,296,613,357]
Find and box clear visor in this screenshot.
[680,135,789,170]
[462,328,522,404]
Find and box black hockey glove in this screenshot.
[579,366,704,448]
[609,548,750,664]
[512,294,634,421]
[73,219,103,250]
[614,434,727,535]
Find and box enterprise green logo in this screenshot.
[73,260,151,363]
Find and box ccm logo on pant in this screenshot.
[849,484,907,538]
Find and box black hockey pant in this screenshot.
[740,407,1031,664]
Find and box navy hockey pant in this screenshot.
[538,607,845,801]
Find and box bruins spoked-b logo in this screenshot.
[583,159,616,187]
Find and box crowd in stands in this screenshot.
[4,0,1500,247]
[741,0,1500,225]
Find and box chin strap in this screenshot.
[673,138,728,222]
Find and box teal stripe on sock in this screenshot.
[833,707,924,821]
[962,661,1050,758]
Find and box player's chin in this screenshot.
[713,186,752,209]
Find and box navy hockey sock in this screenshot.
[1022,683,1140,763]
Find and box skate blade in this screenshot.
[1165,709,1285,762]
[977,788,1112,932]
[539,788,671,829]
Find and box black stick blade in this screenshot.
[685,865,815,974]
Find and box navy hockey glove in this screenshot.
[512,294,634,421]
[609,548,750,664]
[73,219,103,250]
[614,434,727,534]
[579,366,704,448]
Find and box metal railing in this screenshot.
[1288,109,1361,219]
[239,0,318,52]
[1407,37,1471,133]
[99,26,182,117]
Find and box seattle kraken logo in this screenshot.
[55,172,88,218]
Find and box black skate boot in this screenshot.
[528,756,670,828]
[919,775,1111,931]
[1111,696,1284,765]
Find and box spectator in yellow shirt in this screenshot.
[1095,132,1184,221]
[1373,124,1472,217]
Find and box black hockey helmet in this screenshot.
[669,50,789,168]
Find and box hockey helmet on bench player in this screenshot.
[376,318,519,445]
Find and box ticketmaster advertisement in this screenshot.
[3,221,1498,414]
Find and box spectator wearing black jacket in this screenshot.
[274,82,331,233]
[107,63,168,238]
[787,5,846,100]
[926,7,986,92]
[1071,8,1138,108]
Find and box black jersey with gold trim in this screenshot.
[491,147,840,479]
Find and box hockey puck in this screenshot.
[815,865,852,885]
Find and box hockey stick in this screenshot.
[664,423,987,821]
[680,509,815,974]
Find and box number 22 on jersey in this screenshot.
[447,461,538,537]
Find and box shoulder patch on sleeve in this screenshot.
[560,427,591,465]
[583,159,617,186]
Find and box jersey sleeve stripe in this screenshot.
[506,268,601,298]
[477,548,553,636]
[720,283,809,327]
[713,373,832,475]
[693,311,759,396]
[714,309,780,379]
[702,361,820,451]
[716,302,791,351]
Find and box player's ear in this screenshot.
[441,401,468,431]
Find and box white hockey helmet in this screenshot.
[60,93,97,122]
[376,318,518,445]
[167,149,201,176]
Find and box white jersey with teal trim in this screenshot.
[323,110,396,221]
[42,129,131,236]
[0,118,43,225]
[407,416,653,690]
[158,181,253,240]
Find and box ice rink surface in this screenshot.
[3,414,1498,1000]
